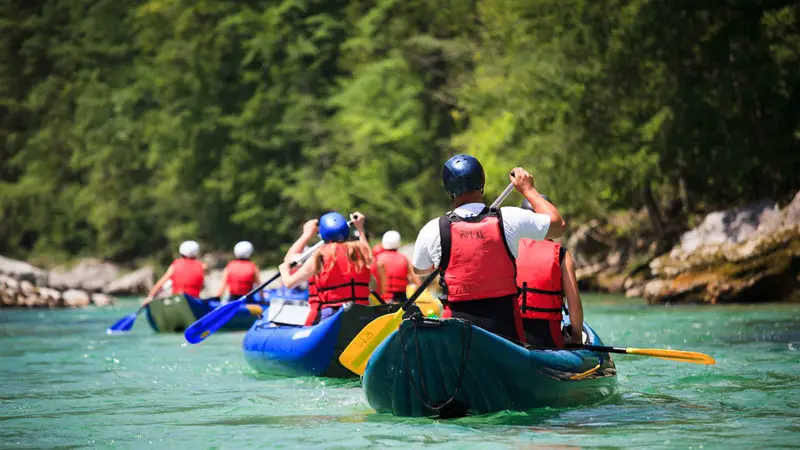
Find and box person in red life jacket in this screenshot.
[517,197,584,348]
[216,241,261,302]
[376,230,420,303]
[279,212,373,326]
[412,155,566,342]
[283,219,322,305]
[370,242,385,295]
[144,240,205,304]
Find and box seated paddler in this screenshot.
[375,230,420,303]
[516,197,584,348]
[216,241,262,303]
[411,154,566,342]
[279,211,373,326]
[144,240,205,305]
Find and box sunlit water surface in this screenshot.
[1,295,798,449]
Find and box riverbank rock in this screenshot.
[569,209,667,294]
[0,255,48,285]
[0,255,119,308]
[104,266,154,296]
[91,293,115,307]
[48,258,120,292]
[63,289,91,308]
[644,192,800,304]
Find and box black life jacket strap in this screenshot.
[317,278,370,304]
[520,281,563,313]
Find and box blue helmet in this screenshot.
[442,154,485,198]
[521,194,551,211]
[319,212,350,242]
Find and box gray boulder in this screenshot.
[104,266,155,296]
[62,289,91,308]
[91,293,115,307]
[645,191,800,304]
[49,258,120,292]
[0,255,47,285]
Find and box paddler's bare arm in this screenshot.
[284,220,318,264]
[561,251,584,345]
[144,266,174,304]
[279,254,318,289]
[509,168,566,238]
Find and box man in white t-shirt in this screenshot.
[411,154,565,341]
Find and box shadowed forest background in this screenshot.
[1,0,798,268]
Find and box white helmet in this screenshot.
[179,240,200,258]
[234,241,254,259]
[381,230,401,250]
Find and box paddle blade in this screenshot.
[106,312,139,334]
[626,348,716,365]
[184,298,245,344]
[338,309,404,376]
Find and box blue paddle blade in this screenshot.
[184,298,245,344]
[106,311,139,334]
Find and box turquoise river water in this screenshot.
[1,295,798,449]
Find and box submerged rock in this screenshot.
[644,192,800,304]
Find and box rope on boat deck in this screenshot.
[398,317,473,415]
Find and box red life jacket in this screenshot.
[516,239,563,320]
[305,244,371,326]
[370,244,385,295]
[439,208,518,302]
[307,274,319,305]
[316,244,371,307]
[170,258,204,297]
[225,259,256,296]
[377,250,409,298]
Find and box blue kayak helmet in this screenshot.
[521,194,551,211]
[319,212,350,242]
[442,154,485,198]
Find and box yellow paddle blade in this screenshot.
[626,348,716,365]
[338,309,404,376]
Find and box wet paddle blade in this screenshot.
[338,309,404,376]
[184,298,245,344]
[626,348,716,365]
[106,311,139,334]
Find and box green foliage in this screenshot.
[0,0,797,266]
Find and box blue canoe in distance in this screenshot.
[362,316,618,417]
[242,302,400,378]
[145,293,266,333]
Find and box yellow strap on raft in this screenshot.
[569,364,601,380]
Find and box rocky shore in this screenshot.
[0,257,154,308]
[4,190,797,308]
[572,191,800,304]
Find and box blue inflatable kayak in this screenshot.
[362,316,617,417]
[242,302,400,378]
[144,293,264,333]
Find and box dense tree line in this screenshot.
[1,0,798,267]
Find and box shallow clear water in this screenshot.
[1,295,798,449]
